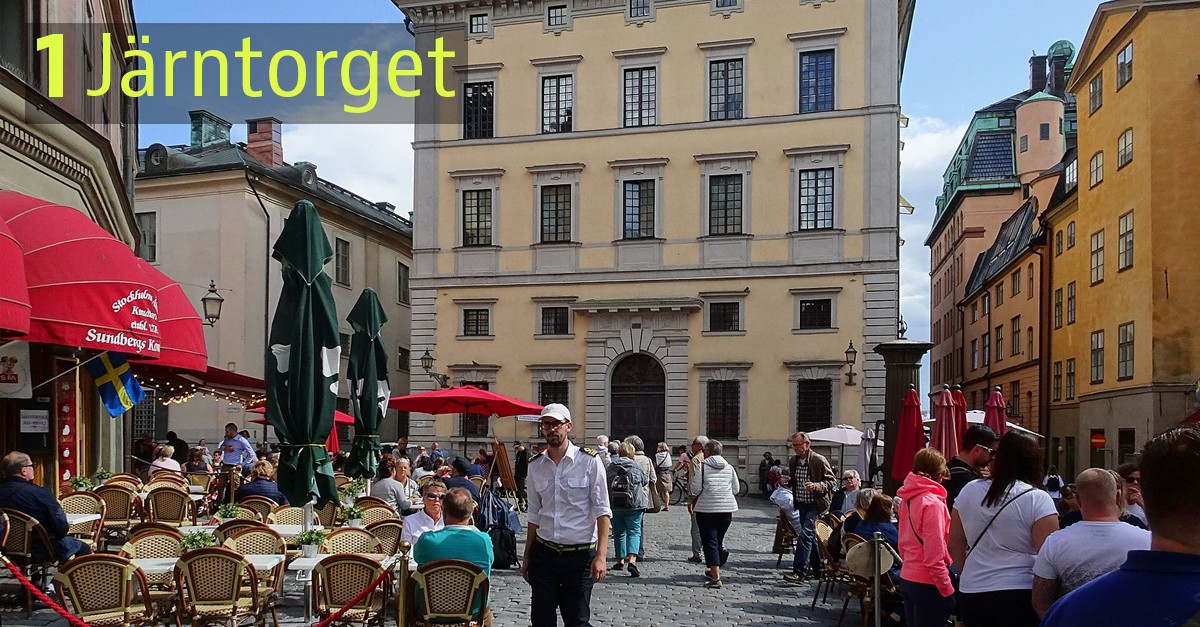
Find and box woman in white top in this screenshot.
[654,442,673,512]
[150,445,183,474]
[689,439,740,589]
[400,479,446,569]
[949,431,1059,627]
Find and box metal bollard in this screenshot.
[397,540,412,624]
[872,531,883,627]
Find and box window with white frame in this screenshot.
[1067,282,1076,324]
[540,185,572,243]
[982,332,991,365]
[462,190,493,247]
[1116,42,1133,89]
[701,290,748,336]
[1055,231,1064,256]
[1090,330,1105,384]
[1067,222,1076,248]
[1089,72,1102,114]
[463,82,494,139]
[467,12,491,37]
[545,4,570,30]
[540,306,570,336]
[135,212,157,262]
[623,67,657,127]
[1053,361,1063,401]
[1054,288,1063,328]
[708,174,743,235]
[1012,316,1021,357]
[1065,159,1078,190]
[457,299,496,338]
[541,75,573,133]
[335,238,351,285]
[622,180,656,239]
[1012,268,1021,296]
[712,0,742,12]
[1090,230,1104,284]
[628,0,651,19]
[971,339,979,370]
[1089,152,1103,187]
[799,49,835,113]
[1066,359,1076,399]
[708,59,743,120]
[798,168,835,229]
[995,325,1004,362]
[397,261,410,304]
[1117,128,1133,168]
[1117,322,1134,379]
[1118,211,1133,270]
[795,298,833,330]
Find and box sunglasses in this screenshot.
[1124,476,1140,484]
[424,493,446,501]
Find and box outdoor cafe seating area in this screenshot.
[0,470,492,626]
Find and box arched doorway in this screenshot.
[610,353,665,448]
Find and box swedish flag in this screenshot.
[84,352,145,417]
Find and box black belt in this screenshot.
[536,536,596,553]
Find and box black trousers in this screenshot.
[529,539,596,627]
[957,589,1039,627]
[695,512,732,567]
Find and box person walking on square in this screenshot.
[523,404,611,627]
[690,439,739,588]
[686,435,709,563]
[783,431,836,584]
[514,441,529,510]
[608,442,648,576]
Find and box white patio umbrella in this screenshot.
[808,425,877,471]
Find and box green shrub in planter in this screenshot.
[92,467,112,483]
[69,476,93,492]
[295,529,328,558]
[216,502,243,520]
[181,531,217,551]
[343,505,365,525]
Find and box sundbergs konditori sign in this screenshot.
[80,288,162,357]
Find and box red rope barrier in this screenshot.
[313,567,394,627]
[1,557,90,627]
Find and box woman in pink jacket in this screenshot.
[896,447,956,627]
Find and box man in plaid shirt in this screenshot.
[783,431,836,584]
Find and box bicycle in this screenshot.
[670,472,749,504]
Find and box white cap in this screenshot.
[540,403,572,423]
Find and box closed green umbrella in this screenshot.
[343,288,390,479]
[265,199,340,507]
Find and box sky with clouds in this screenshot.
[134,0,1099,404]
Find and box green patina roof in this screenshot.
[1021,91,1063,105]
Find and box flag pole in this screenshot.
[31,351,108,391]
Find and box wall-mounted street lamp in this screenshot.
[844,341,859,386]
[420,349,451,389]
[201,280,224,326]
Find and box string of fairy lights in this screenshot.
[137,374,265,408]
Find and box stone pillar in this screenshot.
[873,338,932,494]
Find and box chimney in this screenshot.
[1047,56,1068,98]
[188,110,232,150]
[246,117,283,167]
[1029,55,1048,93]
[374,201,395,213]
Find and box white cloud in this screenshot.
[899,116,969,401]
[281,124,415,220]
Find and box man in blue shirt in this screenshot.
[413,487,493,623]
[0,452,90,565]
[1042,427,1200,626]
[219,422,257,474]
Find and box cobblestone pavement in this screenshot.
[2,499,853,626]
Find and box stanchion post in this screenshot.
[397,540,412,625]
[872,531,883,627]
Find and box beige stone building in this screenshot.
[398,0,912,482]
[134,111,414,446]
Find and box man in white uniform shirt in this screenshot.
[523,404,611,627]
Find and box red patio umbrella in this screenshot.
[248,407,353,452]
[930,386,959,457]
[892,387,927,483]
[389,386,543,456]
[951,385,970,444]
[984,386,1009,436]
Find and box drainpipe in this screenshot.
[1037,215,1053,465]
[239,159,272,379]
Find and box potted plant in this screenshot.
[181,531,217,552]
[295,529,328,558]
[343,505,365,528]
[68,475,93,492]
[214,502,242,523]
[92,467,112,484]
[339,479,366,507]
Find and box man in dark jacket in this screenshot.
[783,432,836,584]
[945,425,997,509]
[166,431,190,465]
[0,451,90,564]
[514,441,529,508]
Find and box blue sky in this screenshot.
[133,0,1101,404]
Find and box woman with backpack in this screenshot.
[689,439,740,589]
[1043,465,1064,502]
[608,442,649,576]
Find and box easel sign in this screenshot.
[490,438,516,492]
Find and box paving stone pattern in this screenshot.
[2,500,855,626]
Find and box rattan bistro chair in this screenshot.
[214,519,266,544]
[267,505,319,526]
[173,547,266,627]
[236,496,279,523]
[811,519,853,609]
[223,527,286,627]
[408,559,490,627]
[0,508,60,617]
[145,487,197,527]
[95,484,142,548]
[366,519,404,556]
[313,554,388,627]
[53,554,159,627]
[359,503,400,526]
[61,491,106,551]
[314,500,339,527]
[323,527,383,554]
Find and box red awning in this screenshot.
[0,217,29,336]
[135,259,207,372]
[0,191,161,357]
[1183,407,1200,425]
[138,364,265,406]
[247,407,355,425]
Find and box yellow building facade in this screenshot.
[1049,0,1200,470]
[400,0,912,480]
